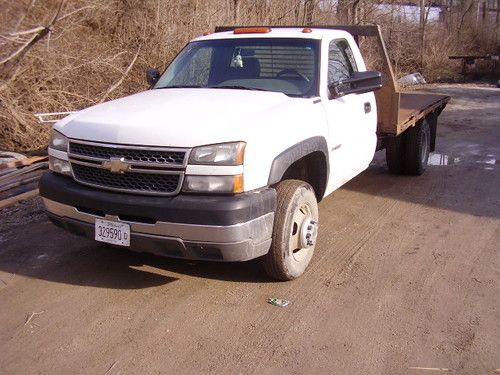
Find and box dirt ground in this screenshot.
[0,84,498,375]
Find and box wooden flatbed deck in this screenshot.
[397,92,450,134]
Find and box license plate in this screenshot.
[95,219,130,247]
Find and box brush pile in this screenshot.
[1,0,497,152]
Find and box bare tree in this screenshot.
[0,0,498,151]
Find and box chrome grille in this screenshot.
[69,141,187,167]
[72,164,181,195]
[68,140,188,196]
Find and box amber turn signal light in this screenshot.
[233,174,244,193]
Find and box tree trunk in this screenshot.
[420,0,426,70]
[233,0,240,23]
[304,0,314,25]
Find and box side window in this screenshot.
[328,39,358,85]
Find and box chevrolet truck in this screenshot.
[40,25,450,280]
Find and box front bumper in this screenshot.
[40,172,276,261]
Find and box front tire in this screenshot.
[263,180,319,281]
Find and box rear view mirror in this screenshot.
[146,68,161,87]
[329,71,382,98]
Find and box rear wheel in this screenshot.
[404,119,430,175]
[386,133,406,174]
[263,180,319,281]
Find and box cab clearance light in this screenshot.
[302,27,312,33]
[203,32,211,36]
[233,27,271,34]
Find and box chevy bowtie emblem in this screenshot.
[102,157,130,173]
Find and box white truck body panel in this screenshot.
[320,33,377,194]
[55,28,374,197]
[55,88,328,193]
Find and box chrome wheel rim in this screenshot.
[289,202,318,262]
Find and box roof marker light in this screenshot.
[234,27,271,34]
[302,27,312,33]
[203,32,211,36]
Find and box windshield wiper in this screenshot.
[158,85,203,89]
[158,84,270,92]
[208,85,268,91]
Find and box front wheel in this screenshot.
[262,180,319,281]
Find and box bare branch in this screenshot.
[58,5,95,22]
[99,46,141,103]
[0,32,43,66]
[0,0,65,68]
[8,26,46,37]
[14,0,38,30]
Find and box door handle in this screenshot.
[364,102,371,114]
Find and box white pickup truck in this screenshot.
[40,26,449,280]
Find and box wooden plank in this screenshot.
[0,161,48,183]
[0,169,45,193]
[376,88,400,134]
[372,25,400,134]
[0,189,39,210]
[0,156,47,170]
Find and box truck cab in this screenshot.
[40,26,448,280]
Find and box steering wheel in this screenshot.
[276,69,310,82]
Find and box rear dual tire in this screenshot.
[386,119,431,176]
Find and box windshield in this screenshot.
[155,38,320,97]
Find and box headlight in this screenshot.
[49,130,68,152]
[49,156,72,176]
[183,175,243,194]
[189,142,245,165]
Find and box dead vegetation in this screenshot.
[0,0,498,151]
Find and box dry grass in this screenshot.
[0,0,497,151]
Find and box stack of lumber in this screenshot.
[0,151,48,209]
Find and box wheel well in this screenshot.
[280,152,328,202]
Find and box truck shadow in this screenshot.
[0,210,272,289]
[1,151,496,290]
[338,150,499,220]
[340,82,499,220]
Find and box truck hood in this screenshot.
[56,88,306,147]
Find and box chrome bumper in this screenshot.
[43,198,273,262]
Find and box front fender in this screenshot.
[267,136,329,186]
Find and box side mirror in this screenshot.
[146,68,161,87]
[329,71,382,98]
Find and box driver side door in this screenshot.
[323,38,377,189]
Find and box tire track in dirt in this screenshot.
[212,158,459,373]
[213,178,406,374]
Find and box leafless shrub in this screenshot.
[0,0,498,151]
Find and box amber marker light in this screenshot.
[234,27,271,34]
[203,32,211,36]
[302,27,312,33]
[233,175,244,193]
[234,142,246,165]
